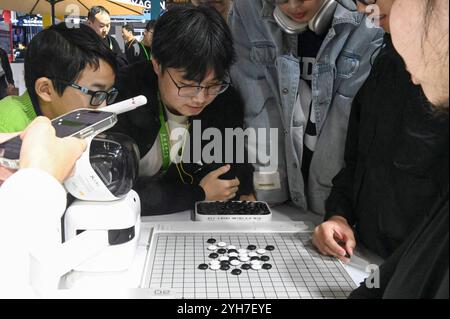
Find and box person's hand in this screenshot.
[199,164,240,201]
[7,83,15,89]
[19,117,87,183]
[240,194,257,201]
[0,132,19,185]
[312,215,356,263]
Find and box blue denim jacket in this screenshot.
[229,0,384,214]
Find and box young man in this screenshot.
[350,0,448,299]
[229,0,383,214]
[0,23,117,133]
[312,0,448,261]
[113,6,255,215]
[121,24,142,64]
[140,20,156,62]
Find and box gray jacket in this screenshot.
[229,0,384,214]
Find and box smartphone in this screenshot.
[0,109,117,170]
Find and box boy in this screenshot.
[0,23,117,133]
[113,6,255,215]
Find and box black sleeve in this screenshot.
[223,89,255,197]
[0,50,14,85]
[109,36,129,67]
[324,89,362,225]
[135,176,206,215]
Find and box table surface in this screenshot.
[60,203,384,298]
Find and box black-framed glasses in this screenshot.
[166,70,230,98]
[52,79,119,107]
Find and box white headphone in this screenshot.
[273,0,338,35]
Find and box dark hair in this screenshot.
[152,5,235,82]
[24,23,117,114]
[122,24,134,34]
[88,6,110,22]
[145,20,157,31]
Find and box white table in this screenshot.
[60,203,384,298]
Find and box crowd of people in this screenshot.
[0,0,448,299]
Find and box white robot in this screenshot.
[29,98,145,297]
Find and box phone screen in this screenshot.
[52,109,114,138]
[0,109,116,166]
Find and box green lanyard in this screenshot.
[139,42,151,62]
[158,92,171,172]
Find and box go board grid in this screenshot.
[145,232,356,299]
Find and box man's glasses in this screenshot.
[52,79,119,107]
[166,70,230,98]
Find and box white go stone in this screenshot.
[256,249,266,255]
[251,260,261,265]
[239,256,250,262]
[248,252,258,257]
[210,260,220,265]
[228,252,239,258]
[239,253,248,259]
[230,259,241,266]
[207,245,218,251]
[217,242,227,247]
[227,245,236,250]
[210,263,221,271]
[238,249,247,254]
[219,256,229,261]
[251,263,262,270]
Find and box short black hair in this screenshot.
[152,5,235,82]
[24,23,117,114]
[122,24,134,34]
[145,20,157,31]
[88,6,110,22]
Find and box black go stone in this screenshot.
[229,256,239,261]
[207,238,216,244]
[220,264,230,271]
[209,253,219,259]
[198,264,209,270]
[220,260,230,266]
[265,245,275,251]
[217,248,227,254]
[247,245,257,250]
[231,269,242,276]
[241,264,251,270]
[262,263,272,270]
[227,249,238,254]
[250,256,260,261]
[260,256,270,262]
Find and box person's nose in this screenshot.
[192,89,208,105]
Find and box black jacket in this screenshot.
[325,35,449,259]
[103,35,128,68]
[349,184,448,299]
[113,61,254,215]
[0,48,14,88]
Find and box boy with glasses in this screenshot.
[0,23,117,133]
[113,6,255,215]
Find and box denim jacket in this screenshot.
[229,0,384,214]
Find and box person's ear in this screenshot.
[34,77,55,103]
[152,58,162,76]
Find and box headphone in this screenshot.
[272,0,338,35]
